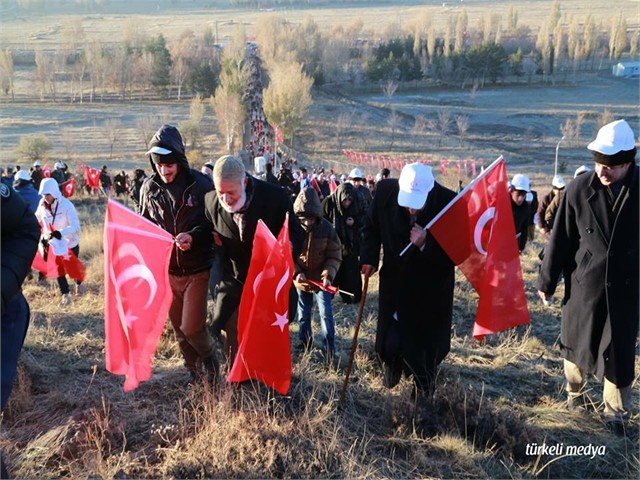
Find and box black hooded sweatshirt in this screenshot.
[139,124,214,276]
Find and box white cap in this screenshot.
[146,146,172,155]
[33,160,41,167]
[54,161,65,169]
[510,174,530,193]
[574,164,591,178]
[551,174,566,189]
[15,170,31,182]
[587,119,636,155]
[348,168,363,180]
[398,163,434,210]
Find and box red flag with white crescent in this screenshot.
[61,177,76,198]
[103,199,175,391]
[428,157,530,339]
[85,166,101,189]
[227,217,294,394]
[42,163,51,178]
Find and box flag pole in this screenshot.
[399,155,504,257]
[339,271,370,407]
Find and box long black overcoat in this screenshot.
[360,179,456,373]
[537,165,639,387]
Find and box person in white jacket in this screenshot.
[35,178,83,305]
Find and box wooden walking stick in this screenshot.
[339,272,370,406]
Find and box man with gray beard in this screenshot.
[204,155,304,364]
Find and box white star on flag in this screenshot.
[271,311,289,332]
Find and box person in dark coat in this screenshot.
[360,163,456,404]
[100,165,113,197]
[51,162,67,185]
[203,155,304,363]
[1,184,39,479]
[537,119,638,430]
[264,162,280,186]
[30,161,44,191]
[322,182,363,303]
[13,170,40,212]
[509,174,531,253]
[139,124,219,385]
[293,187,342,359]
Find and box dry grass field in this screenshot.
[1,1,639,479]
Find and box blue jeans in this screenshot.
[2,293,30,410]
[296,289,335,355]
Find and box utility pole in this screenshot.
[554,135,565,176]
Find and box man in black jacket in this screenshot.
[361,163,456,407]
[537,119,638,432]
[1,184,39,478]
[139,124,219,385]
[204,155,304,364]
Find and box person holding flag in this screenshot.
[292,187,342,362]
[35,178,84,306]
[139,124,219,385]
[537,119,638,433]
[203,155,304,365]
[360,163,457,407]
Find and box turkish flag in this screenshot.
[227,217,294,394]
[329,177,338,193]
[103,199,175,391]
[310,176,321,196]
[274,124,283,144]
[428,156,530,340]
[61,177,76,198]
[32,246,85,282]
[42,163,51,178]
[85,166,101,189]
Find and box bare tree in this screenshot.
[0,49,14,99]
[104,118,122,160]
[169,31,195,100]
[583,13,597,68]
[382,79,397,104]
[631,30,640,58]
[455,114,469,147]
[411,114,427,148]
[454,9,468,54]
[60,127,76,161]
[84,42,107,102]
[436,109,451,147]
[137,115,166,150]
[179,95,205,151]
[210,84,245,154]
[387,109,401,149]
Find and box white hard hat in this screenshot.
[551,174,566,189]
[510,174,530,193]
[348,168,363,180]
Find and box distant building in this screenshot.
[612,61,640,78]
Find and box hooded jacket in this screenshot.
[322,182,362,256]
[35,178,81,248]
[293,187,342,292]
[139,125,214,276]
